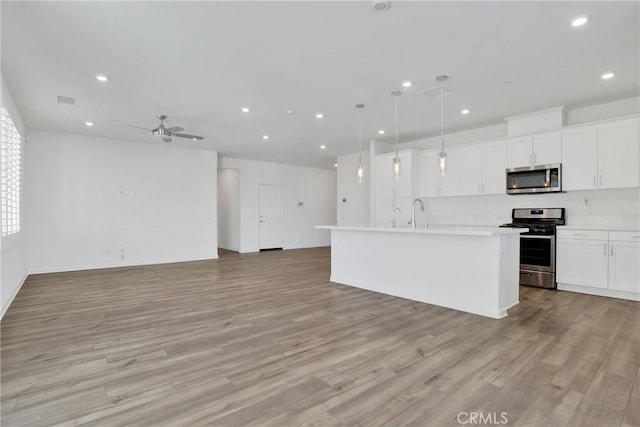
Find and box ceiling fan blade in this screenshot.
[162,137,172,143]
[120,123,152,131]
[172,133,204,140]
[165,126,184,133]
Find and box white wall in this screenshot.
[1,76,28,317]
[337,151,370,226]
[218,157,336,253]
[26,130,218,273]
[217,168,240,251]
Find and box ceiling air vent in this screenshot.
[57,95,75,106]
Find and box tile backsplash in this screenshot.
[422,188,639,230]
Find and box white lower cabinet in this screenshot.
[557,229,640,300]
[608,236,640,293]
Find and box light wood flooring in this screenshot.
[1,247,639,426]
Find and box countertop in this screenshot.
[558,225,639,232]
[316,225,526,237]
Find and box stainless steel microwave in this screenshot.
[506,163,562,195]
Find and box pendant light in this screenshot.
[391,91,402,179]
[436,75,448,176]
[355,103,365,184]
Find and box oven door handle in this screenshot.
[521,235,553,240]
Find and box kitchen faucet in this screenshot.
[410,198,425,229]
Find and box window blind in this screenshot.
[1,106,22,236]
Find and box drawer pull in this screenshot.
[572,233,589,237]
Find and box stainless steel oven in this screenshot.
[500,208,565,289]
[520,233,555,288]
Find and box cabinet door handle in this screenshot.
[593,176,596,187]
[533,153,537,164]
[528,154,532,165]
[610,244,614,256]
[599,175,603,186]
[603,243,607,256]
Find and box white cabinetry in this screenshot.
[376,150,419,198]
[421,139,507,197]
[608,232,640,293]
[507,131,561,168]
[598,119,639,189]
[440,147,460,196]
[376,150,420,227]
[419,150,441,197]
[419,147,460,197]
[561,118,639,191]
[458,145,483,196]
[561,125,598,190]
[481,140,508,194]
[557,230,608,289]
[557,228,640,301]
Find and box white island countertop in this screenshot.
[316,225,526,237]
[318,224,525,319]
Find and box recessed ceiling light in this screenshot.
[263,135,269,140]
[378,130,385,135]
[334,163,338,167]
[241,107,251,113]
[316,113,324,119]
[95,74,109,83]
[402,81,412,88]
[601,72,615,80]
[571,15,589,27]
[461,109,470,114]
[286,110,295,115]
[320,145,326,150]
[192,138,198,140]
[85,121,94,127]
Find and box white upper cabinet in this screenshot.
[376,154,395,198]
[458,144,483,196]
[533,131,562,165]
[507,136,533,168]
[597,118,639,189]
[440,147,460,196]
[561,118,639,191]
[419,150,441,197]
[423,140,507,197]
[562,125,598,191]
[482,139,507,194]
[376,150,420,199]
[507,131,562,168]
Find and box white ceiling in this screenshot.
[2,1,639,169]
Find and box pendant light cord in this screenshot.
[440,86,445,154]
[358,108,362,163]
[394,95,399,159]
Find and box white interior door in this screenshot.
[259,184,284,250]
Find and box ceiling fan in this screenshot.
[123,114,204,143]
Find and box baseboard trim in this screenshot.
[28,255,220,276]
[558,283,640,302]
[1,273,28,320]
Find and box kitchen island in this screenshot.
[316,225,526,319]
